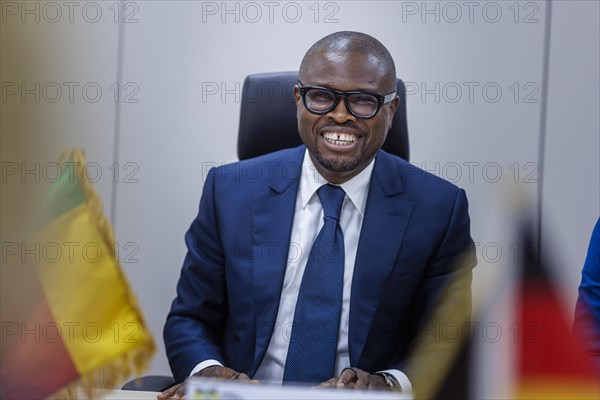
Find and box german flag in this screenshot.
[407,222,599,399]
[0,149,154,399]
[514,227,598,399]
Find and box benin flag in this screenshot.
[0,149,154,399]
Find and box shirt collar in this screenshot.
[299,149,374,216]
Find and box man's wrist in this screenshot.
[376,369,412,393]
[377,372,403,392]
[189,359,223,377]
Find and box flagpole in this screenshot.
[537,0,553,262]
[111,0,127,227]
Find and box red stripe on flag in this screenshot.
[1,263,79,399]
[518,280,597,382]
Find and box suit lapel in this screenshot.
[251,147,304,372]
[349,151,415,366]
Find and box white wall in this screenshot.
[541,0,600,308]
[1,1,120,226]
[3,0,598,379]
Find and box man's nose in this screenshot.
[327,97,356,123]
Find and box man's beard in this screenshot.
[313,142,365,173]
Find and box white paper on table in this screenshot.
[187,377,411,400]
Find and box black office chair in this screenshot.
[238,71,409,161]
[122,71,410,392]
[121,375,177,392]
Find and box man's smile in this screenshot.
[317,125,365,153]
[322,132,358,146]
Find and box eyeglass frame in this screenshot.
[296,81,397,119]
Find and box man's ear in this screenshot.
[293,85,302,104]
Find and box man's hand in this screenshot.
[193,365,258,381]
[157,366,259,399]
[316,367,390,391]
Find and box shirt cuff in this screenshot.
[377,369,413,393]
[189,359,224,377]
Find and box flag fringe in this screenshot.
[48,337,155,399]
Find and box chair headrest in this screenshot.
[238,71,409,161]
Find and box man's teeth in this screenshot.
[323,132,357,145]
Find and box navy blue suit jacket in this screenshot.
[574,218,600,370]
[164,146,476,383]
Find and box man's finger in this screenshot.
[316,377,336,388]
[354,374,369,390]
[336,367,360,388]
[174,384,187,399]
[338,367,358,385]
[234,373,261,384]
[157,383,183,399]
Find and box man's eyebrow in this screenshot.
[304,82,377,92]
[302,81,335,88]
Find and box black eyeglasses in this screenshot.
[297,81,396,119]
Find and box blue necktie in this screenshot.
[283,184,346,384]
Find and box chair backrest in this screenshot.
[237,71,409,161]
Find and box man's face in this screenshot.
[294,50,399,184]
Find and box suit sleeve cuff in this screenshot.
[377,369,413,393]
[189,359,223,377]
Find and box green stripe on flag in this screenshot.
[34,163,86,229]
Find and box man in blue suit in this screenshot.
[161,31,476,397]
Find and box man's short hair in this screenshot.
[299,31,397,91]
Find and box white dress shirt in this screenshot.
[191,150,411,392]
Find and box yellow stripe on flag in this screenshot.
[516,379,600,399]
[34,202,152,374]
